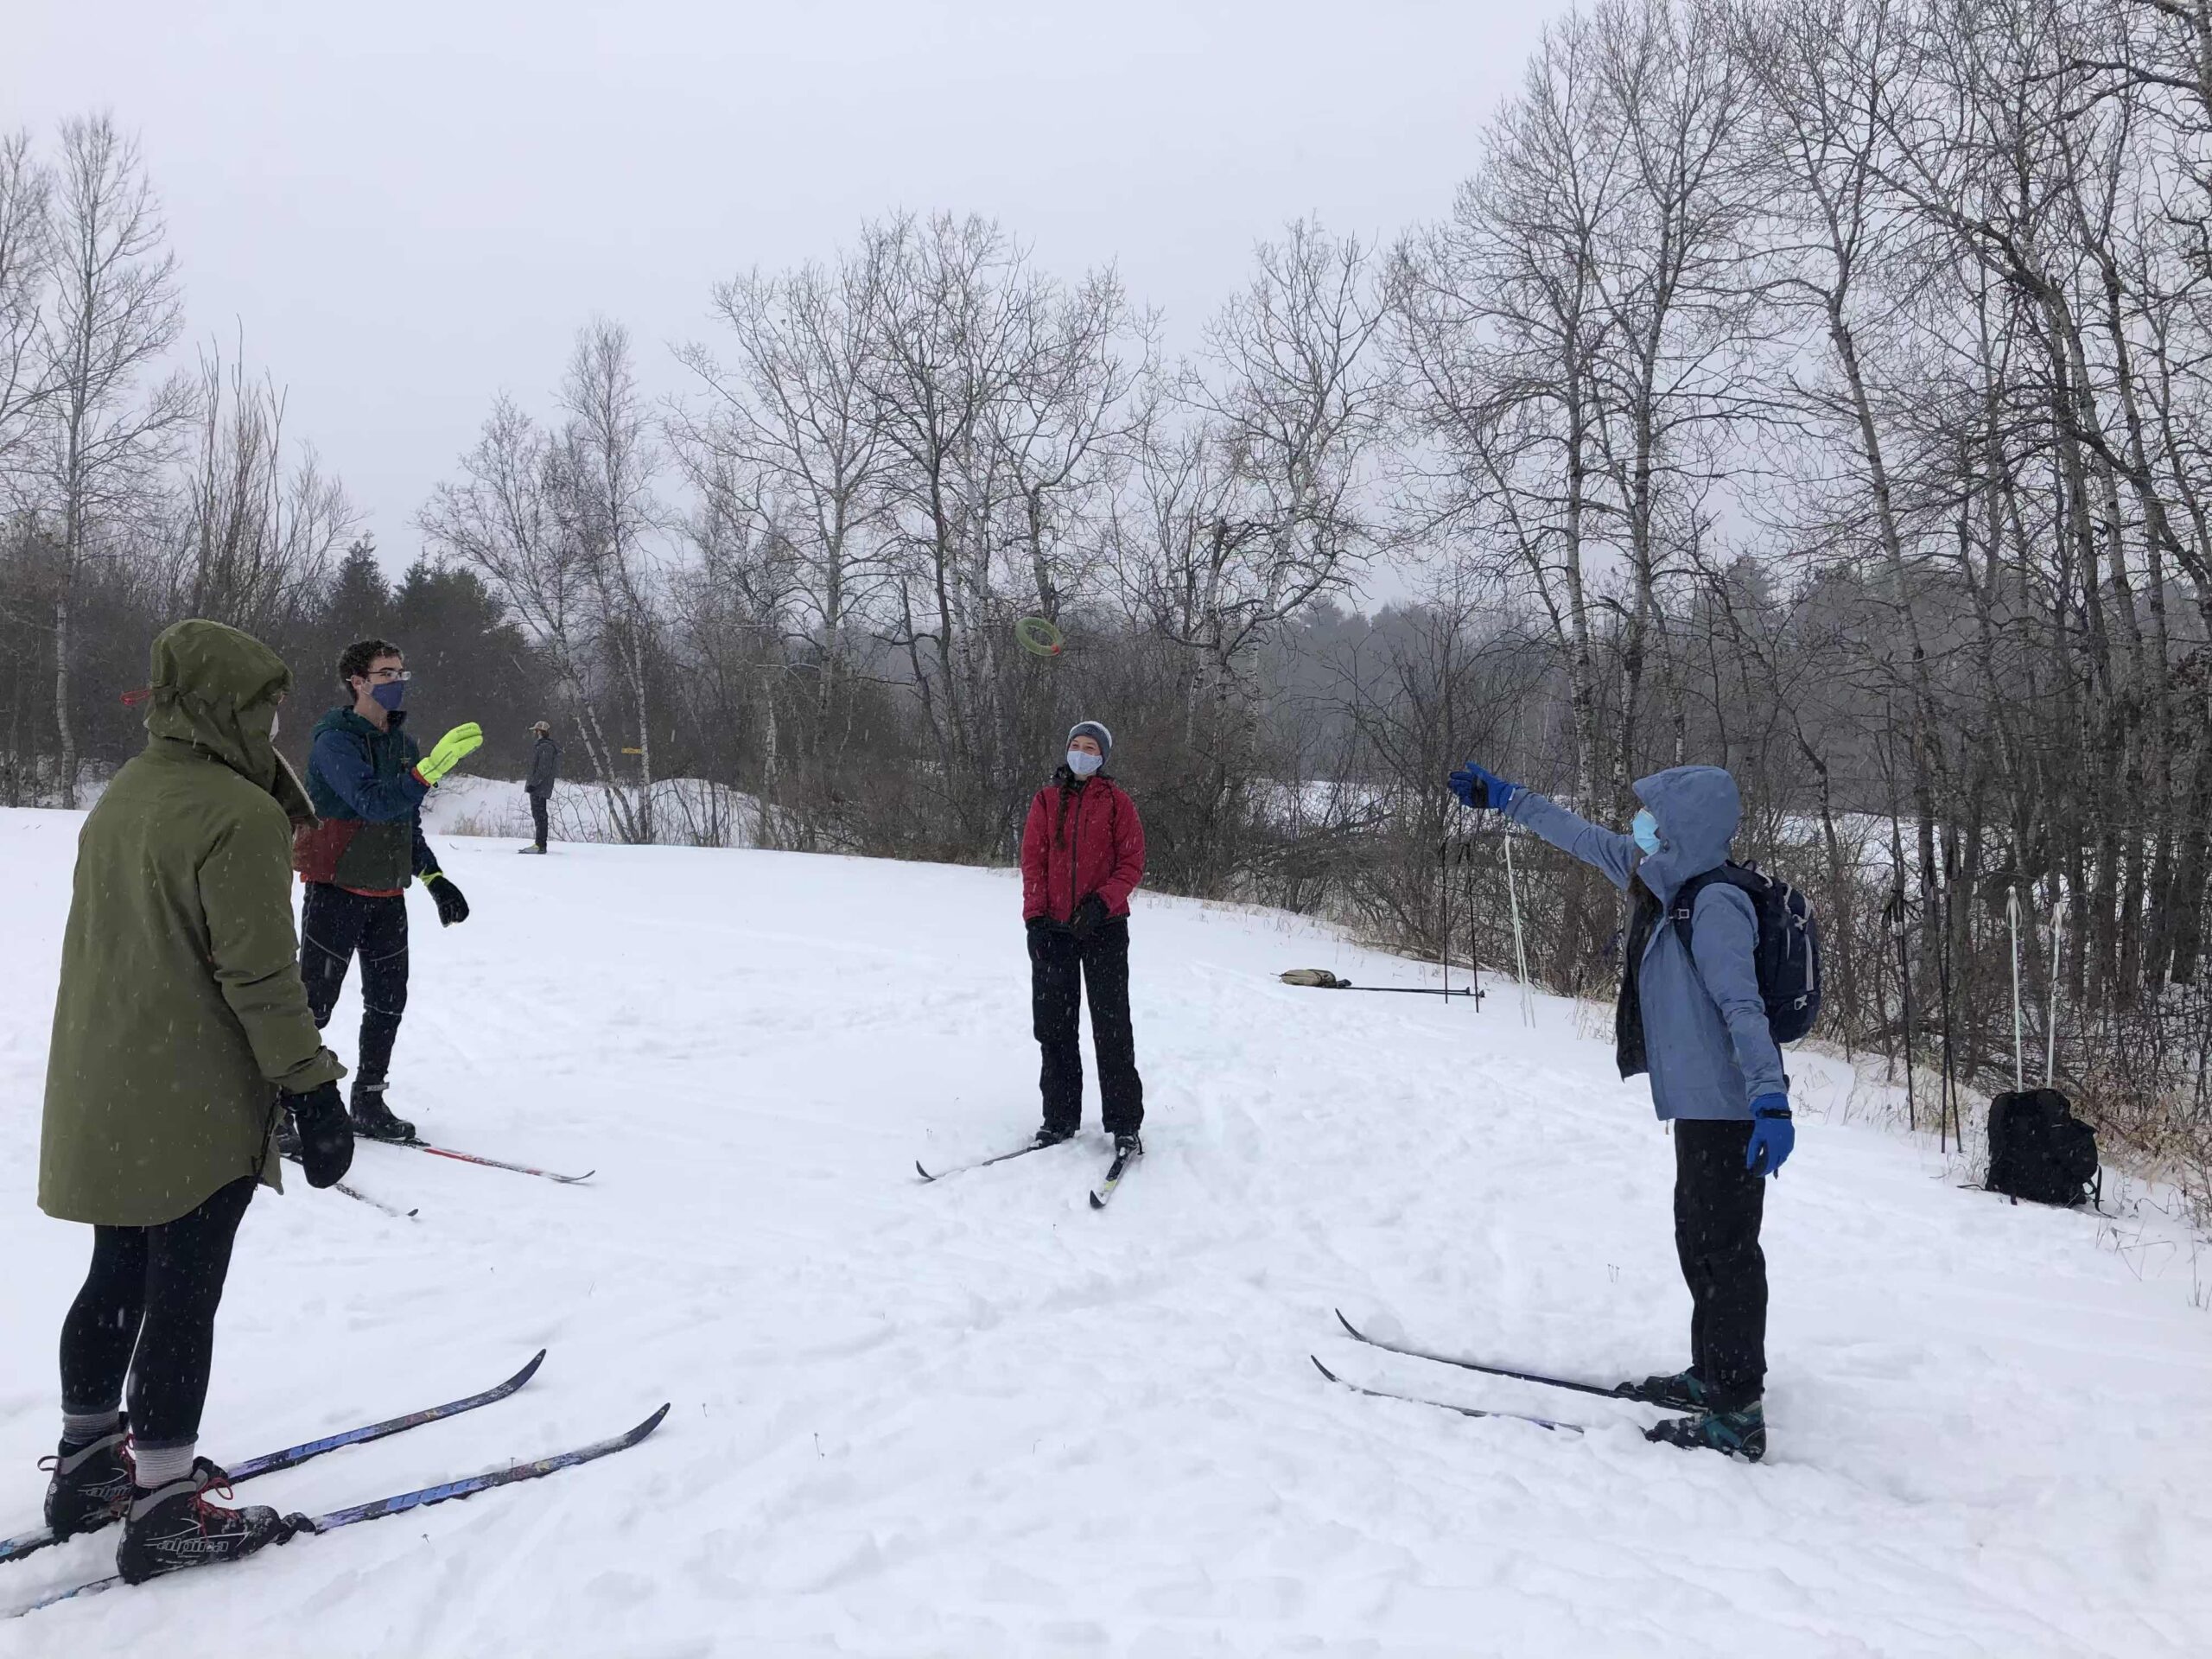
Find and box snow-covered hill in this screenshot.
[0,808,2207,1656]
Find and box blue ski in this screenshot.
[15,1403,667,1617]
[0,1351,544,1568]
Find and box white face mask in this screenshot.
[1066,749,1103,777]
[269,707,281,741]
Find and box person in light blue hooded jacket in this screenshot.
[1448,759,1792,1462]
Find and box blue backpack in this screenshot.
[1670,861,1822,1044]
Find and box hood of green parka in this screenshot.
[143,619,312,819]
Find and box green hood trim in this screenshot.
[143,620,313,821]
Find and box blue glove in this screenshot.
[1745,1094,1794,1177]
[1447,761,1522,811]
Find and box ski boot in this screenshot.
[1618,1368,1709,1411]
[1644,1401,1766,1463]
[348,1084,416,1144]
[1030,1125,1076,1150]
[41,1420,132,1540]
[115,1459,299,1584]
[1112,1132,1144,1159]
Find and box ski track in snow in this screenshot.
[0,806,2207,1656]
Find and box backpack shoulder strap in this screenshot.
[1668,865,1742,932]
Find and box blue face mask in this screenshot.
[1065,749,1103,778]
[370,678,407,713]
[1631,808,1662,856]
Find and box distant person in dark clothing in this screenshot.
[522,721,559,855]
[1020,720,1147,1156]
[291,639,483,1142]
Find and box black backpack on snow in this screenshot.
[1670,861,1823,1045]
[1986,1089,2101,1208]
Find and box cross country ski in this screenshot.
[914,1141,1059,1182]
[1332,1310,1639,1402]
[1307,1357,1583,1434]
[14,1402,668,1618]
[1088,1139,1141,1210]
[0,1351,545,1569]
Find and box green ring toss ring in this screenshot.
[1014,616,1065,658]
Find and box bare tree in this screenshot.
[860,212,1143,850]
[1586,0,1767,800]
[32,115,189,805]
[423,321,667,844]
[421,394,643,834]
[1109,221,1390,888]
[555,317,664,841]
[161,335,357,633]
[0,130,50,495]
[675,247,891,688]
[1395,16,1636,971]
[1397,16,1626,817]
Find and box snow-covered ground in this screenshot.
[0,806,2208,1656]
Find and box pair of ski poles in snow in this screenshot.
[1442,804,1536,1028]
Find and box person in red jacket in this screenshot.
[1020,720,1147,1154]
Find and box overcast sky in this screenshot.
[8,0,1566,564]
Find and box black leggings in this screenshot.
[301,882,410,1091]
[59,1178,257,1449]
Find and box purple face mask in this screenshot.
[370,678,406,713]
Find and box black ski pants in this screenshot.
[301,883,409,1094]
[1030,918,1144,1138]
[528,789,550,851]
[59,1177,257,1449]
[1673,1119,1768,1409]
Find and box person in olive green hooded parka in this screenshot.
[35,620,355,1576]
[41,619,345,1224]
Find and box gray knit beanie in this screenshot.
[1067,720,1114,765]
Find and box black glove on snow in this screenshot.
[1071,893,1109,939]
[287,1081,354,1190]
[424,871,469,927]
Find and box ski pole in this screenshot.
[1464,838,1483,1012]
[1439,837,1452,1004]
[1887,880,1916,1135]
[1503,828,1535,1028]
[2008,887,2024,1093]
[2046,906,2064,1087]
[1335,984,1479,998]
